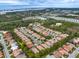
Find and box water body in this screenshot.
[0,5,28,12]
[0,5,45,13]
[0,5,27,10]
[0,5,79,13]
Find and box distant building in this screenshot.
[55,23,62,26]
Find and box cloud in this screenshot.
[62,0,75,3]
[0,0,79,8]
[0,0,19,4]
[0,0,77,5]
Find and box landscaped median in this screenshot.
[12,30,76,58]
[13,23,73,58]
[3,20,78,58]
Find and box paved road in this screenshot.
[47,16,79,24]
[46,55,55,58]
[0,33,10,58]
[68,47,79,58]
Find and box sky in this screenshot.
[0,0,79,9]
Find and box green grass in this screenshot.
[76,54,79,58]
[0,17,79,58]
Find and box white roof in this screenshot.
[11,42,18,51]
[11,46,18,51]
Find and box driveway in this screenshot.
[68,47,79,58]
[0,33,10,58]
